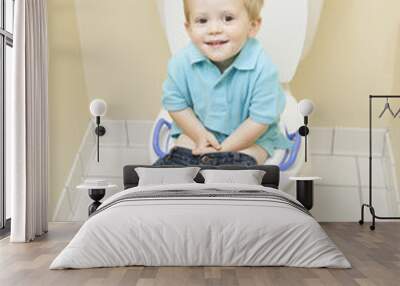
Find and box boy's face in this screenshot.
[185,0,261,68]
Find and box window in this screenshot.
[0,0,14,235]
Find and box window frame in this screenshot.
[0,0,14,233]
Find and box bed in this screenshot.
[50,165,350,269]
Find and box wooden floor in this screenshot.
[0,222,399,286]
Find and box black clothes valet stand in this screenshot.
[359,95,400,230]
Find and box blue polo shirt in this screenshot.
[162,38,292,156]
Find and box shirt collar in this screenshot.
[187,43,207,64]
[232,38,262,70]
[187,38,262,70]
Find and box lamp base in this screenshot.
[298,126,309,136]
[88,188,106,216]
[95,126,106,136]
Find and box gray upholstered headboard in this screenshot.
[123,165,280,189]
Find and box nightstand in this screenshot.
[77,180,117,216]
[289,176,321,210]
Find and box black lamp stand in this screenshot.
[298,116,310,162]
[94,116,106,162]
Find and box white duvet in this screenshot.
[50,183,351,269]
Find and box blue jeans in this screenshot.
[152,147,257,167]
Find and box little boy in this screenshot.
[153,0,291,166]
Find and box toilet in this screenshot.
[150,0,325,190]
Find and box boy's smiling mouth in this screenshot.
[205,40,229,47]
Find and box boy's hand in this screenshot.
[192,131,221,155]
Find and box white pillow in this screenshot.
[200,169,266,185]
[135,167,200,186]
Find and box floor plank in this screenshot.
[0,222,399,286]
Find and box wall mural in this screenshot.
[51,0,400,223]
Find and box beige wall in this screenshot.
[74,0,170,119]
[291,0,400,127]
[48,0,90,217]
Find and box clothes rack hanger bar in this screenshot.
[370,95,400,98]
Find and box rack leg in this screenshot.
[369,206,376,231]
[359,204,366,225]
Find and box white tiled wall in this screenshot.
[309,127,334,154]
[357,157,386,188]
[97,120,129,147]
[333,128,386,156]
[311,155,359,186]
[310,126,399,222]
[53,123,400,222]
[127,120,155,147]
[87,147,149,177]
[52,120,153,221]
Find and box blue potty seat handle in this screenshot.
[278,128,302,171]
[153,118,172,159]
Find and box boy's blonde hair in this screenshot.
[183,0,264,22]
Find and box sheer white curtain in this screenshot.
[9,0,49,242]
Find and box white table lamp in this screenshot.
[90,99,107,162]
[298,99,314,162]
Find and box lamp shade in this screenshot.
[298,99,314,117]
[90,99,107,117]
